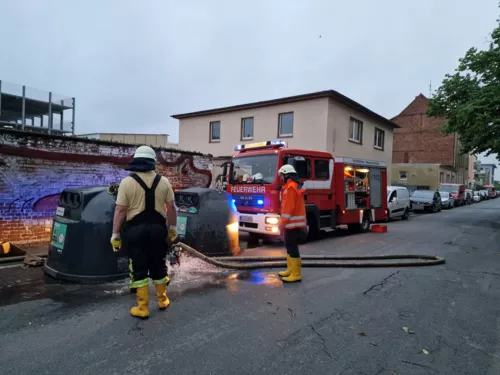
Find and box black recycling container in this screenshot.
[175,188,240,256]
[43,186,129,283]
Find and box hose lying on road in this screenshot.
[175,243,445,270]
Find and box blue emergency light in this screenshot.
[234,139,286,151]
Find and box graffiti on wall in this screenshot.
[1,152,212,213]
[0,138,212,243]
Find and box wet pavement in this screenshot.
[1,201,500,374]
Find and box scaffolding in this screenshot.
[0,80,75,135]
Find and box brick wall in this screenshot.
[392,94,456,166]
[0,130,212,244]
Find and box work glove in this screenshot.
[110,233,121,252]
[168,226,179,242]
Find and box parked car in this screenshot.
[440,192,455,209]
[439,183,465,206]
[465,189,473,204]
[411,190,442,213]
[484,185,497,199]
[479,190,489,200]
[387,186,411,220]
[473,191,481,203]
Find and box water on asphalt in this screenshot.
[1,202,500,374]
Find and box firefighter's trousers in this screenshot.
[284,228,301,258]
[122,222,169,288]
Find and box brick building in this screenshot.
[391,94,469,186]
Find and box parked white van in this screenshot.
[387,186,411,220]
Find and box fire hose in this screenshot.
[171,242,445,270]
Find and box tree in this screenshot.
[427,11,500,158]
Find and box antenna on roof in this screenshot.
[429,81,432,97]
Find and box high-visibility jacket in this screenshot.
[280,179,307,229]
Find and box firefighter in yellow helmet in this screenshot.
[110,145,178,319]
[277,164,306,283]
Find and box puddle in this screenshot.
[0,255,284,308]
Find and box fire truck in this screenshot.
[224,139,388,242]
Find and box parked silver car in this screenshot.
[473,191,481,203]
[440,191,455,209]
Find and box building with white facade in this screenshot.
[477,162,497,186]
[173,90,399,185]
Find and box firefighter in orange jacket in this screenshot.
[277,164,306,283]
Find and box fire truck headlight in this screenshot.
[265,217,279,225]
[271,227,280,233]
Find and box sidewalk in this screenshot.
[0,241,48,289]
[0,266,44,290]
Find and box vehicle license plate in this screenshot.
[239,215,253,223]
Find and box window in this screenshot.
[230,154,278,184]
[374,128,384,150]
[440,172,444,182]
[209,121,220,142]
[296,159,311,179]
[278,112,294,137]
[388,190,397,201]
[314,160,330,179]
[399,171,407,181]
[241,117,254,140]
[349,118,363,143]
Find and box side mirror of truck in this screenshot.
[391,197,398,203]
[222,162,228,177]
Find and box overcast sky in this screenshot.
[0,1,498,175]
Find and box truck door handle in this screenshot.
[328,194,332,200]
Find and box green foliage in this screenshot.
[427,13,500,158]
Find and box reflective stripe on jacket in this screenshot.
[280,179,306,229]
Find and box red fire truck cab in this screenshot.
[226,139,388,242]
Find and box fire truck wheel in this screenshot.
[247,233,262,244]
[361,214,371,232]
[348,214,371,233]
[305,215,320,242]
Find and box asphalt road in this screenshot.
[1,200,500,374]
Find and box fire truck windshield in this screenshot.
[230,154,278,184]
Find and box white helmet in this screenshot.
[134,145,156,161]
[278,164,297,175]
[253,173,264,180]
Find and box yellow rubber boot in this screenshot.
[154,283,171,310]
[130,286,149,319]
[282,257,302,283]
[278,255,292,277]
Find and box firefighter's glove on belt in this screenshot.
[168,226,179,242]
[110,233,121,252]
